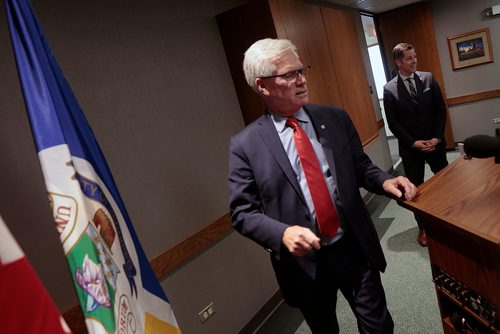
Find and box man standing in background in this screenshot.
[383,42,448,247]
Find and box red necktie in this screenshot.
[286,117,339,237]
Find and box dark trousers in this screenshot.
[401,145,448,187]
[402,146,448,229]
[298,234,393,334]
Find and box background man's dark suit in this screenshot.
[228,104,393,307]
[383,71,448,185]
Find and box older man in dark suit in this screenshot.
[228,38,416,334]
[383,43,448,246]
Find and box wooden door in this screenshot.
[321,7,379,145]
[268,0,343,108]
[269,0,379,145]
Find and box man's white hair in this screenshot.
[243,38,298,92]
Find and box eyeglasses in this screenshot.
[259,65,311,81]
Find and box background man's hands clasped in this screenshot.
[412,138,440,153]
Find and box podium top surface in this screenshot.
[398,156,500,245]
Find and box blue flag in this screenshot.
[6,0,181,332]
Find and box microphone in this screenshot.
[463,134,500,162]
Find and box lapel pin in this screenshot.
[321,124,326,129]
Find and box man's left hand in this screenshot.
[383,176,417,200]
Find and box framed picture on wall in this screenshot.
[448,28,494,70]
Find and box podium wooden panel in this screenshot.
[398,156,500,333]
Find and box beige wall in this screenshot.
[431,0,500,141]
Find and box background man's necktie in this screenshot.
[286,117,339,237]
[407,77,418,101]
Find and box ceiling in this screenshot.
[313,0,423,14]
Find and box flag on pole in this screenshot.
[0,215,72,334]
[5,0,181,333]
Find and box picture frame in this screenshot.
[447,28,494,70]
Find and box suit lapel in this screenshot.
[257,113,308,207]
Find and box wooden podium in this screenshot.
[398,156,500,333]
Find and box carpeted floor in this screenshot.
[256,150,460,334]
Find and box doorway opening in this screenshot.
[360,14,400,167]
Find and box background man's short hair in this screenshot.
[392,43,414,61]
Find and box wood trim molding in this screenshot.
[446,89,500,106]
[150,213,233,279]
[362,132,380,148]
[63,213,233,333]
[377,119,385,130]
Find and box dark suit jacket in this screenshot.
[228,104,392,306]
[383,71,446,157]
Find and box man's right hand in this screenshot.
[282,226,321,256]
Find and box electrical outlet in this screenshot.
[198,302,216,323]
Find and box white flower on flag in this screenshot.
[76,254,112,312]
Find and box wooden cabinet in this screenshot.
[217,0,379,146]
[398,157,500,333]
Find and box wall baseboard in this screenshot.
[150,213,233,280]
[239,290,284,334]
